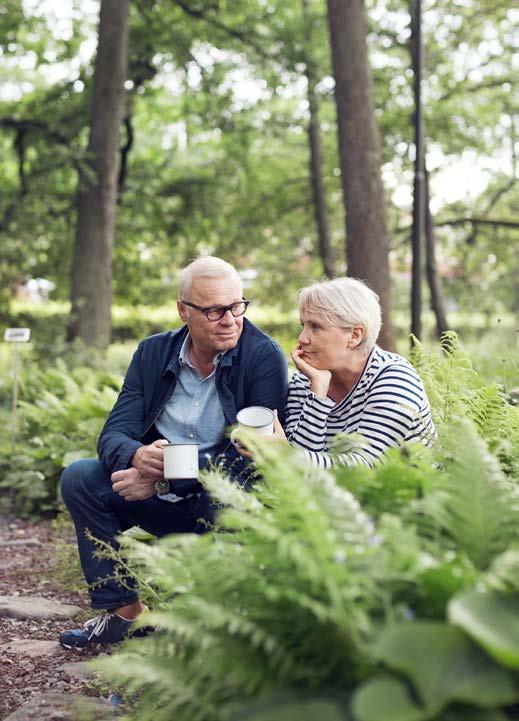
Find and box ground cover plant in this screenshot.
[0,356,121,516]
[90,334,519,721]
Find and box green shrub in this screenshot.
[93,417,519,721]
[0,359,120,516]
[91,335,519,721]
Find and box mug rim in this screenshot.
[236,405,274,427]
[164,442,199,447]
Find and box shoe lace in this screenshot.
[84,612,114,641]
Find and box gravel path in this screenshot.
[0,512,120,720]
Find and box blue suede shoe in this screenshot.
[59,609,150,649]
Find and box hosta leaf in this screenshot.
[448,590,519,668]
[352,676,426,721]
[232,697,348,721]
[373,622,518,714]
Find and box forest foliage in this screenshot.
[1,0,517,326]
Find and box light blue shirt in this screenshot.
[155,335,227,501]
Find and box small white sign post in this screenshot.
[4,328,31,452]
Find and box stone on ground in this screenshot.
[61,661,95,680]
[0,639,59,658]
[2,692,122,720]
[0,596,83,621]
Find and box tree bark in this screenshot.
[303,0,335,278]
[409,0,449,339]
[67,0,130,349]
[326,0,395,350]
[424,169,449,337]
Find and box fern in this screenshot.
[410,332,519,477]
[408,421,519,569]
[59,333,519,720]
[94,444,407,721]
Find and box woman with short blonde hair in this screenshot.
[233,276,435,468]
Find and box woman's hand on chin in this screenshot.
[291,345,331,399]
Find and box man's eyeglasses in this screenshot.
[181,299,250,321]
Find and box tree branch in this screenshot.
[13,129,27,197]
[435,217,519,229]
[118,114,134,198]
[171,0,274,61]
[440,77,514,103]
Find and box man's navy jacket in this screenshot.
[97,319,288,479]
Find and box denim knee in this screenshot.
[60,458,107,509]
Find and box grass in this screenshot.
[2,303,518,388]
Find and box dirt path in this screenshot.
[0,512,119,720]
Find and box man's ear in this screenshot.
[348,325,365,349]
[177,300,188,323]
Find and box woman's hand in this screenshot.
[233,411,288,459]
[291,344,331,399]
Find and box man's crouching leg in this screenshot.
[58,459,147,649]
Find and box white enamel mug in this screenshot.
[163,443,199,480]
[234,406,275,437]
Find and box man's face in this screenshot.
[178,275,244,358]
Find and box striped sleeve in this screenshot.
[350,363,435,464]
[285,372,335,451]
[284,360,435,470]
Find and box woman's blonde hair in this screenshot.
[298,277,382,351]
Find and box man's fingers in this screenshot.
[139,466,163,480]
[152,439,169,448]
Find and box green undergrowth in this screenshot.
[86,333,519,721]
[0,358,121,516]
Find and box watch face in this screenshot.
[154,479,170,495]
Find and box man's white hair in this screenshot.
[179,256,242,300]
[298,277,382,352]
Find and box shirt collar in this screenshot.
[179,334,227,370]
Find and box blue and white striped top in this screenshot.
[285,345,435,468]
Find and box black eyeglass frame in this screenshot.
[181,298,250,321]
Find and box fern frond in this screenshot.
[410,420,519,569]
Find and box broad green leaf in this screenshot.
[439,707,508,721]
[373,622,518,714]
[232,698,348,721]
[448,590,519,668]
[121,526,157,542]
[353,676,427,721]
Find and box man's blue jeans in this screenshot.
[60,459,216,610]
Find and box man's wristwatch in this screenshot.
[154,479,171,495]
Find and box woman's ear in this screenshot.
[348,325,365,349]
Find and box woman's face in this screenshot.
[297,310,357,371]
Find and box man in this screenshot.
[59,257,288,649]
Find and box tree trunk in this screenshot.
[67,0,130,349]
[303,0,335,278]
[326,0,395,350]
[514,263,519,330]
[424,168,449,337]
[408,0,449,339]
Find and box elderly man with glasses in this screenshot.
[59,256,288,649]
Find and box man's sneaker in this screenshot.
[59,609,149,649]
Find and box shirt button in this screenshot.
[189,433,194,438]
[194,401,199,407]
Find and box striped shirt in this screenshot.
[285,345,435,468]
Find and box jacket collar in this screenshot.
[163,320,248,375]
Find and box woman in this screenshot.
[266,277,435,468]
